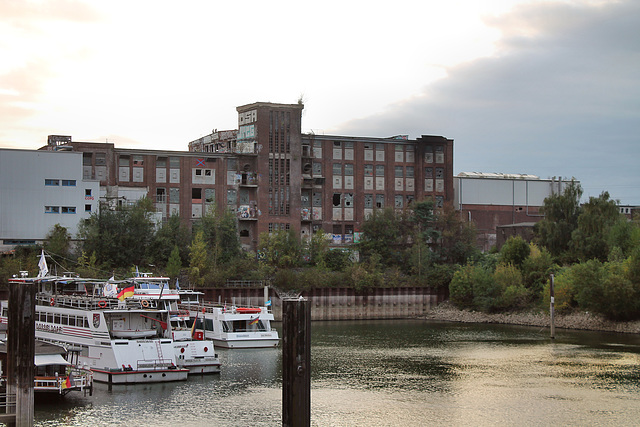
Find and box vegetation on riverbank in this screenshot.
[1,181,638,322]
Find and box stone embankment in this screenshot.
[425,302,640,334]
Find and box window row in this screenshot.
[37,311,90,328]
[45,206,79,214]
[45,179,76,186]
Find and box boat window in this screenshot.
[54,313,61,324]
[68,316,76,327]
[61,314,69,325]
[205,319,214,331]
[47,313,54,323]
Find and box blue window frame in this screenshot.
[61,206,76,214]
[62,180,76,186]
[45,179,59,186]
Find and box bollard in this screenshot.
[282,298,310,427]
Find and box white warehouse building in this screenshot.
[0,148,100,252]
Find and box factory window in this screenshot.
[45,179,59,186]
[45,206,59,214]
[395,195,403,208]
[333,193,342,207]
[406,166,414,178]
[62,180,76,187]
[436,168,444,179]
[157,157,167,168]
[83,153,92,166]
[375,165,385,176]
[95,152,106,166]
[344,164,354,176]
[364,164,373,177]
[169,157,180,168]
[169,188,180,203]
[395,166,404,177]
[375,194,384,208]
[132,155,144,165]
[425,167,433,178]
[61,206,76,214]
[204,188,215,204]
[364,194,373,208]
[119,155,130,167]
[333,163,342,175]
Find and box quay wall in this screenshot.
[201,287,449,321]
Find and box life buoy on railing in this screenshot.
[98,300,107,308]
[141,300,149,308]
[50,297,55,306]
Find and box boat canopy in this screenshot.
[34,354,70,367]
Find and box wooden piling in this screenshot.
[8,280,36,427]
[282,298,310,427]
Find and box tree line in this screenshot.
[1,181,638,320]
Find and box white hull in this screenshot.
[210,333,280,349]
[91,367,188,384]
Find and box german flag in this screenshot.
[117,285,135,301]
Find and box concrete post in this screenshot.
[282,298,310,427]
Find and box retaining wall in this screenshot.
[201,287,449,321]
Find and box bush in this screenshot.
[522,244,555,299]
[542,267,575,313]
[449,264,493,310]
[499,236,531,268]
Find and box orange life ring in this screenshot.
[141,300,149,308]
[98,300,107,308]
[50,297,55,306]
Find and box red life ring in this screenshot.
[50,297,55,306]
[98,300,107,308]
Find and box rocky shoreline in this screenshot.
[425,302,640,334]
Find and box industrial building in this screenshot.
[454,172,577,250]
[0,148,100,252]
[22,102,454,252]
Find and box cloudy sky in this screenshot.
[1,0,638,204]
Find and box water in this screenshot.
[32,320,640,426]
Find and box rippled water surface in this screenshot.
[33,320,640,426]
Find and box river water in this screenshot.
[33,320,640,426]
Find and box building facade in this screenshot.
[0,148,99,252]
[454,172,577,250]
[33,102,453,253]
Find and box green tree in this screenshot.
[433,205,478,265]
[44,224,71,268]
[570,192,622,262]
[358,207,412,266]
[521,243,555,298]
[77,198,156,269]
[188,230,208,286]
[499,236,531,269]
[308,229,330,267]
[535,179,582,262]
[449,264,491,310]
[607,218,640,258]
[258,229,302,268]
[166,245,182,279]
[146,214,191,267]
[196,208,241,267]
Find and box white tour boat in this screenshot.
[178,291,279,349]
[1,266,190,384]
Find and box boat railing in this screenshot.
[0,391,16,416]
[38,293,159,311]
[177,301,270,315]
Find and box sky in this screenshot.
[1,0,638,204]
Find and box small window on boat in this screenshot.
[69,316,76,327]
[54,313,61,324]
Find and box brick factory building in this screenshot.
[40,102,454,252]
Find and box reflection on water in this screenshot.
[33,320,640,426]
